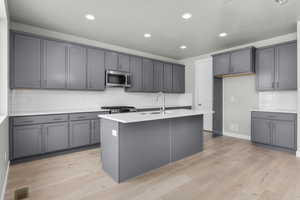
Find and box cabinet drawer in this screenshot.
[43,114,69,123]
[13,116,45,126]
[13,114,68,125]
[251,111,296,121]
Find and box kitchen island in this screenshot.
[98,109,213,182]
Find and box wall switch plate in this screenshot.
[4,151,7,162]
[112,130,118,137]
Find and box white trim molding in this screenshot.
[296,151,300,158]
[0,161,9,200]
[223,132,251,140]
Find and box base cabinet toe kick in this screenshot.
[100,115,203,182]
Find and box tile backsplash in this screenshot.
[258,91,297,110]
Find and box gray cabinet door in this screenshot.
[256,47,275,90]
[230,48,253,74]
[213,53,230,76]
[153,61,164,92]
[105,51,118,70]
[13,125,43,159]
[118,53,130,72]
[43,40,67,89]
[12,34,41,88]
[70,120,91,148]
[251,118,271,145]
[87,48,105,90]
[44,122,69,153]
[163,63,173,93]
[276,42,297,90]
[172,64,185,93]
[142,58,154,92]
[126,56,142,92]
[91,119,101,144]
[272,120,295,150]
[68,45,87,89]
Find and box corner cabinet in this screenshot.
[251,111,297,151]
[213,47,255,77]
[256,41,297,91]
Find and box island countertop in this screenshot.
[98,109,214,123]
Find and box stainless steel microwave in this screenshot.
[106,70,131,87]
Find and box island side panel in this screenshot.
[118,120,171,182]
[100,118,120,182]
[171,115,203,162]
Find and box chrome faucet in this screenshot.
[156,92,166,113]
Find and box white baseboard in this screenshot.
[223,132,251,140]
[1,161,10,200]
[296,151,300,158]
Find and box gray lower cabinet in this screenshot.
[42,40,68,89]
[163,63,173,93]
[11,33,41,88]
[126,56,143,92]
[87,48,105,90]
[153,61,164,92]
[172,64,185,93]
[142,58,154,92]
[68,45,87,89]
[91,119,101,144]
[44,122,69,153]
[70,120,91,148]
[251,111,296,150]
[13,125,43,159]
[256,41,297,91]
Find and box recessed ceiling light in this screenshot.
[182,13,192,20]
[180,45,187,49]
[144,33,151,38]
[85,14,95,20]
[275,0,288,5]
[219,32,228,37]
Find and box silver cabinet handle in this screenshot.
[277,82,279,88]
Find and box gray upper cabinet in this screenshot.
[153,61,164,92]
[142,58,154,92]
[256,41,297,91]
[42,40,68,89]
[213,47,255,76]
[276,42,297,90]
[230,48,254,74]
[87,48,105,90]
[44,122,69,153]
[105,51,118,71]
[256,47,275,90]
[68,45,87,89]
[13,125,43,159]
[172,64,185,93]
[11,33,41,88]
[163,63,173,93]
[105,51,130,72]
[213,53,230,76]
[126,56,143,92]
[70,120,91,148]
[118,53,130,72]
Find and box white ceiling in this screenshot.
[8,0,300,59]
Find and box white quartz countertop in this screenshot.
[98,109,214,123]
[251,108,297,114]
[10,109,109,117]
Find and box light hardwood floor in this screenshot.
[5,134,300,200]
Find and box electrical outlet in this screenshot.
[4,151,7,162]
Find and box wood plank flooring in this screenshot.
[5,133,300,200]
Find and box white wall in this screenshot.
[297,21,300,157]
[181,32,297,139]
[9,23,193,115]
